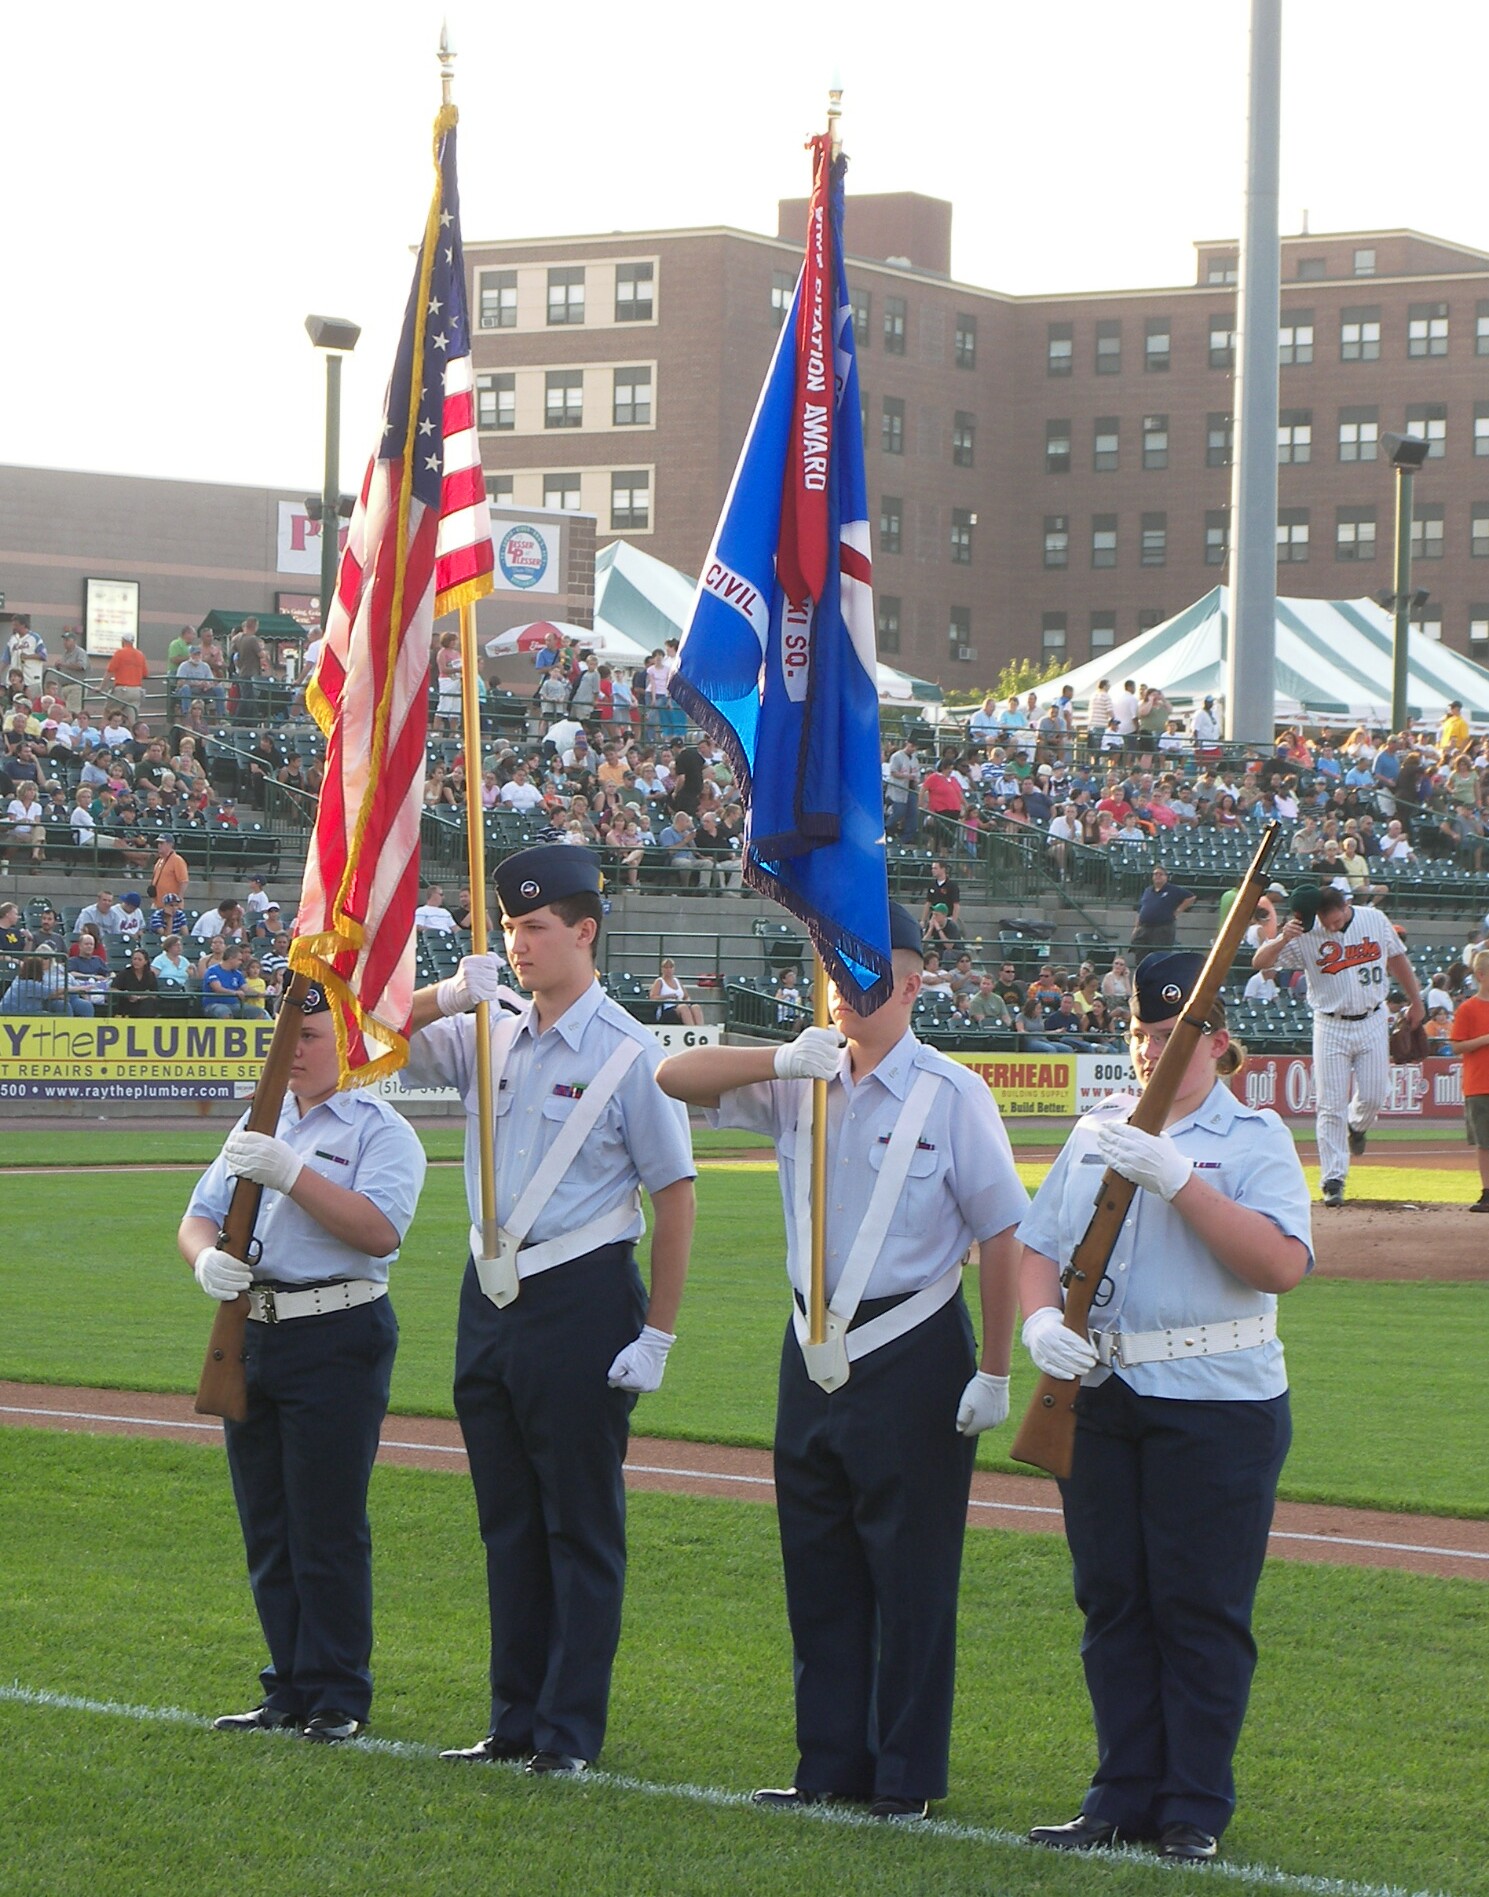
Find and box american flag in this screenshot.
[291,108,493,1085]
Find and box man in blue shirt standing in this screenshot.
[178,984,428,1742]
[1129,864,1196,955]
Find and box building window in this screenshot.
[1279,310,1314,366]
[851,286,870,345]
[1140,513,1167,567]
[1296,256,1327,281]
[879,495,903,555]
[1411,506,1445,561]
[1206,412,1233,468]
[1204,511,1229,567]
[544,369,583,429]
[1142,413,1169,470]
[1470,608,1489,653]
[881,397,905,456]
[883,295,907,355]
[1278,410,1312,465]
[1407,302,1449,358]
[1336,507,1377,561]
[1137,607,1165,632]
[1091,516,1118,569]
[485,474,514,506]
[1047,322,1074,376]
[478,269,517,330]
[1338,407,1379,463]
[1045,419,1071,473]
[876,595,901,655]
[476,372,515,432]
[1041,612,1068,660]
[1093,417,1119,473]
[610,469,650,532]
[948,606,973,660]
[1406,403,1447,458]
[952,411,975,468]
[770,270,795,328]
[1044,515,1069,569]
[1095,319,1122,374]
[613,365,652,427]
[1090,612,1116,653]
[954,312,977,368]
[1354,247,1376,277]
[614,261,654,322]
[1144,319,1170,372]
[1209,315,1236,369]
[1477,302,1489,357]
[1474,401,1489,457]
[1417,604,1443,641]
[950,508,974,565]
[1474,509,1489,559]
[1276,509,1310,563]
[1341,306,1381,361]
[543,472,581,511]
[546,266,585,326]
[1206,255,1238,285]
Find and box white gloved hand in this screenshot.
[1022,1306,1099,1380]
[193,1244,252,1302]
[607,1324,677,1393]
[222,1128,304,1196]
[773,1026,844,1081]
[955,1371,1010,1436]
[436,952,510,1016]
[1096,1122,1192,1202]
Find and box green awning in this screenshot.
[197,610,309,643]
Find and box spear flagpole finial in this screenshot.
[827,72,843,157]
[439,19,457,106]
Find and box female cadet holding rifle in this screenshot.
[1017,951,1311,1864]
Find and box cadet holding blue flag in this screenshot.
[1019,952,1311,1863]
[178,983,428,1744]
[658,903,1027,1821]
[401,844,696,1777]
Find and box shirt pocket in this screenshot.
[866,1139,946,1237]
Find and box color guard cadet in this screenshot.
[1019,952,1310,1862]
[657,902,1027,1821]
[178,983,428,1743]
[401,844,696,1776]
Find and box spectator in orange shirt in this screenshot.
[104,632,149,714]
[1448,949,1489,1211]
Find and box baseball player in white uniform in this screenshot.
[1252,884,1423,1205]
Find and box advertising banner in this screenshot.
[952,1052,1077,1118]
[1232,1054,1463,1121]
[493,521,560,595]
[0,1018,276,1101]
[277,502,348,576]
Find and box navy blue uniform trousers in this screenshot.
[774,1292,977,1803]
[224,1295,397,1722]
[453,1243,646,1762]
[1059,1373,1292,1838]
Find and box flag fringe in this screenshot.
[742,856,893,1014]
[286,942,408,1088]
[434,572,492,623]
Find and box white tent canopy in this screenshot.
[1036,588,1489,731]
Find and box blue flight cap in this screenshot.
[495,844,601,920]
[888,901,924,958]
[300,981,332,1016]
[1132,951,1206,1024]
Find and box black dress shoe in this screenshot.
[1161,1823,1218,1861]
[750,1787,836,1810]
[1028,1814,1121,1851]
[524,1751,588,1776]
[1348,1127,1367,1157]
[301,1712,364,1743]
[211,1704,299,1732]
[870,1796,929,1822]
[439,1734,532,1763]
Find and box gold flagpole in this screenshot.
[806,78,845,1351]
[442,24,499,1264]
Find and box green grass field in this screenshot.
[1,1429,1485,1897]
[2,1153,1485,1517]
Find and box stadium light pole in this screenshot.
[1379,431,1430,737]
[305,315,362,631]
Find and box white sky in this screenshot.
[3,0,1485,498]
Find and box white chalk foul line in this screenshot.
[0,1682,1455,1897]
[4,1407,1487,1567]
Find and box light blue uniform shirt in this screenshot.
[185,1089,427,1286]
[402,980,694,1244]
[1017,1081,1312,1401]
[711,1029,1028,1302]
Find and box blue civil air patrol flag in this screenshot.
[669,152,893,1012]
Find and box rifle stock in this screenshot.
[193,975,311,1422]
[1009,823,1283,1478]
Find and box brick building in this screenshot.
[464,203,1489,687]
